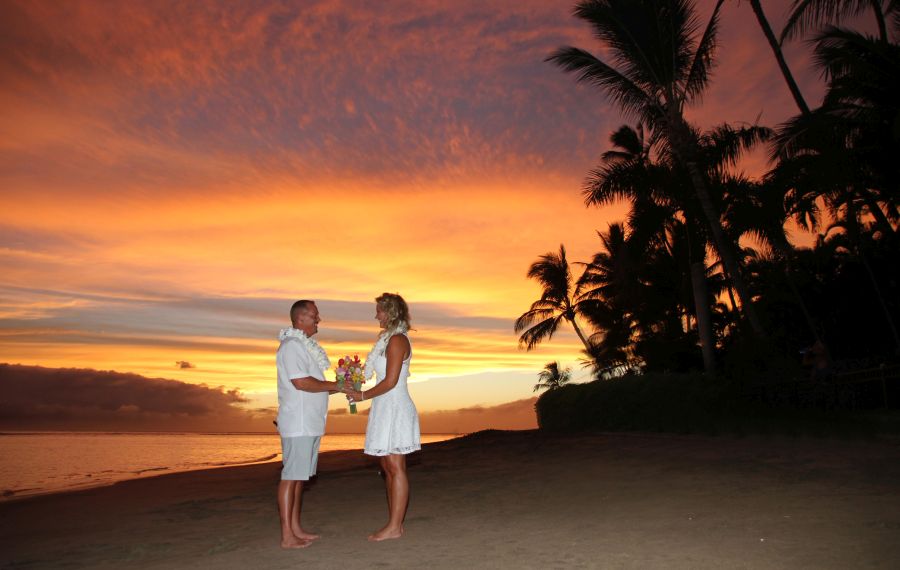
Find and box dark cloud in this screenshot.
[175,360,195,369]
[0,363,274,432]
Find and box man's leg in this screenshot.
[278,480,310,549]
[290,479,320,540]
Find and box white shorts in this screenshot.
[281,436,321,481]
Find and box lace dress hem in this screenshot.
[363,444,421,457]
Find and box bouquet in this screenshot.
[335,355,365,414]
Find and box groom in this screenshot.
[275,300,343,549]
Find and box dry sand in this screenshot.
[2,430,900,569]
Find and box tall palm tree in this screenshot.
[580,125,717,373]
[533,361,573,392]
[547,0,766,338]
[515,245,593,353]
[581,121,771,374]
[745,0,812,115]
[781,0,894,43]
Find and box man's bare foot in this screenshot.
[368,525,403,542]
[291,526,321,540]
[281,536,311,549]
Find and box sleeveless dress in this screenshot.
[364,333,421,456]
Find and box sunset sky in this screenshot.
[1,0,834,432]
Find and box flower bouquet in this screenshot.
[335,355,365,414]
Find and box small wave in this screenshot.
[199,453,279,467]
[2,486,41,498]
[134,467,169,474]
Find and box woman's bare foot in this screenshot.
[368,525,403,542]
[281,536,311,549]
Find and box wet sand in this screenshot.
[2,430,899,569]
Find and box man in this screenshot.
[275,300,342,549]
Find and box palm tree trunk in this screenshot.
[870,0,889,42]
[748,0,811,115]
[567,316,593,354]
[690,261,717,376]
[846,201,900,353]
[688,162,766,336]
[666,114,766,337]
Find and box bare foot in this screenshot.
[368,525,403,542]
[281,536,311,549]
[291,527,321,540]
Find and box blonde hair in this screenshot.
[376,292,411,332]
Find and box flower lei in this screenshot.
[278,328,331,371]
[364,324,409,380]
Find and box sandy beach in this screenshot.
[2,430,900,569]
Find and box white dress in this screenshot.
[364,333,421,456]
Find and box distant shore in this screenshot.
[3,430,900,569]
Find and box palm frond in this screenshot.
[781,0,884,43]
[546,46,658,121]
[683,0,725,104]
[517,316,563,350]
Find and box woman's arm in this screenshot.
[348,335,409,402]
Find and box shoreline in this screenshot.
[3,430,900,569]
[0,432,462,503]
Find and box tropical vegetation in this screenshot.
[518,0,899,416]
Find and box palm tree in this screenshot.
[773,26,900,236]
[515,245,593,353]
[579,126,716,373]
[533,361,573,392]
[745,0,812,115]
[781,0,894,43]
[580,121,772,374]
[547,0,766,338]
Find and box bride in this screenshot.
[345,292,420,541]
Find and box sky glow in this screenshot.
[1,0,831,430]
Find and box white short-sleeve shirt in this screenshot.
[276,337,329,437]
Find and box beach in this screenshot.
[2,430,900,569]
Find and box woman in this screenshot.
[345,292,420,541]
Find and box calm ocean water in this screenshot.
[0,432,458,501]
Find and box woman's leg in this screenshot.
[380,456,394,513]
[369,454,408,541]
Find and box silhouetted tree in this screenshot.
[515,245,593,354]
[547,0,766,338]
[533,361,573,392]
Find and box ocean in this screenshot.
[0,431,459,501]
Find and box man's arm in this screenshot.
[291,376,341,393]
[283,341,341,393]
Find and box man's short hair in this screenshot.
[290,300,315,324]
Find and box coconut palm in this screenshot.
[773,26,900,236]
[745,0,812,115]
[515,245,593,353]
[781,0,895,43]
[547,0,766,338]
[580,120,771,374]
[533,361,574,392]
